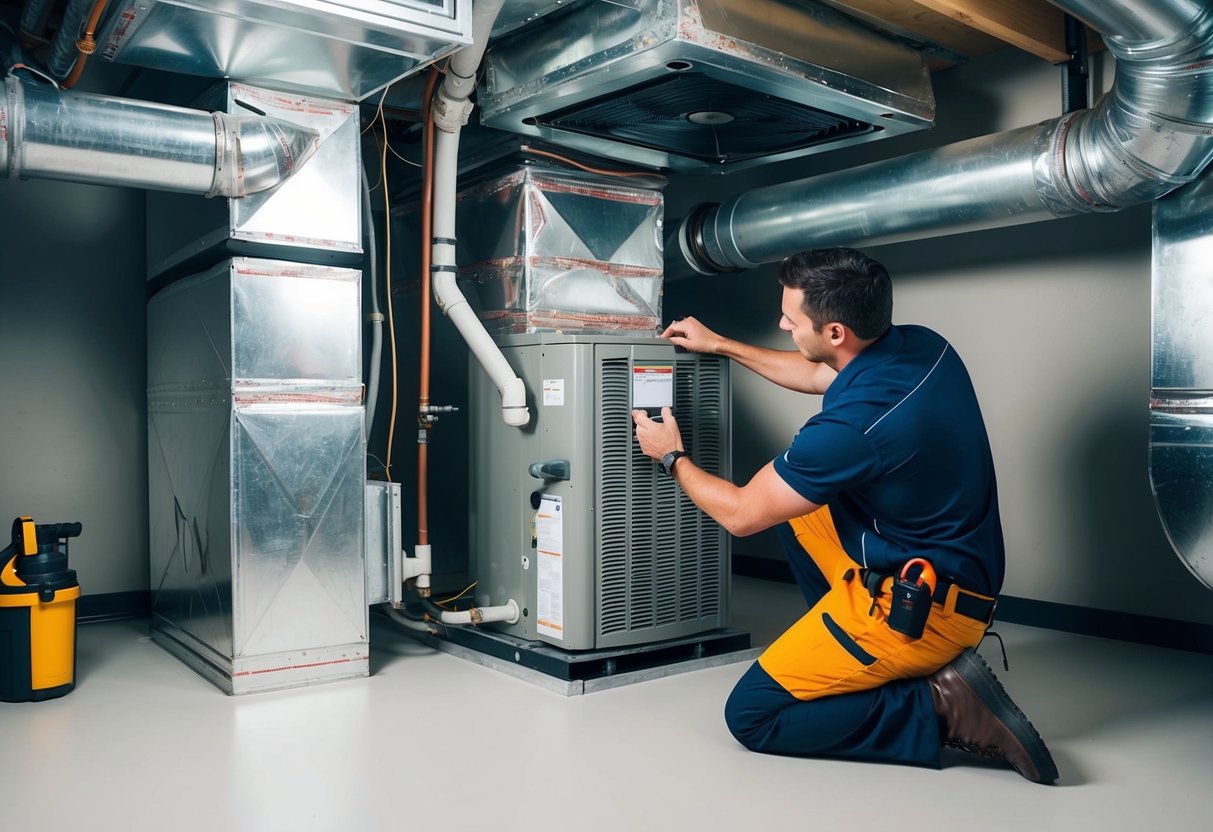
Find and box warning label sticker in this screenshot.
[536,495,564,640]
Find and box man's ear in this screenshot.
[826,322,847,346]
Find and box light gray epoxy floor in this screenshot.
[2,577,1211,830]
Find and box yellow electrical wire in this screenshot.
[380,104,398,483]
[433,581,478,609]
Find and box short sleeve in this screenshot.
[772,419,881,505]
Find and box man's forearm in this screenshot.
[716,338,832,394]
[671,458,758,537]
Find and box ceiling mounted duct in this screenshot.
[477,0,934,174]
[94,0,473,101]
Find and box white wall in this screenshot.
[665,47,1213,626]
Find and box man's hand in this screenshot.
[662,316,723,354]
[632,406,684,462]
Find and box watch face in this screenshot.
[662,451,683,475]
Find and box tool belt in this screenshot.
[859,567,996,626]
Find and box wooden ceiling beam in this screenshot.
[910,0,1071,63]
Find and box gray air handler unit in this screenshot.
[470,336,731,650]
[146,258,367,694]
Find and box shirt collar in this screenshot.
[824,325,904,405]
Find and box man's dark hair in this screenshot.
[777,248,893,340]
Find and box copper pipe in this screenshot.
[417,67,440,547]
[62,0,110,89]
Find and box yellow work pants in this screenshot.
[758,507,991,701]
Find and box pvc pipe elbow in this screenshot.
[501,378,530,427]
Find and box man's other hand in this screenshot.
[662,316,722,354]
[632,406,684,461]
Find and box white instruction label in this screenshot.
[632,364,674,409]
[536,495,564,640]
[542,378,565,407]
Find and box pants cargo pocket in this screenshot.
[821,612,877,667]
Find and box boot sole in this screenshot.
[953,648,1059,784]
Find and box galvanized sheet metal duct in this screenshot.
[0,78,320,197]
[1151,173,1213,589]
[671,0,1213,275]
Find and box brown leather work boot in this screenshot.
[928,648,1059,784]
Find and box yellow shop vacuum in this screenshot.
[1,516,82,702]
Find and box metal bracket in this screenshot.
[1062,14,1089,114]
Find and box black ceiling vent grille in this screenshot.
[539,72,876,164]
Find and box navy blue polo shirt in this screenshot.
[772,324,1004,596]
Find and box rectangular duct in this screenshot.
[478,0,933,173]
[469,336,730,650]
[147,258,367,694]
[96,0,472,101]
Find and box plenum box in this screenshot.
[146,82,363,286]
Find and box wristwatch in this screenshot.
[661,450,690,477]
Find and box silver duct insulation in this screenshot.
[45,0,92,80]
[671,0,1213,275]
[19,0,57,42]
[0,78,320,197]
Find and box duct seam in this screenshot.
[1,76,20,178]
[208,113,234,198]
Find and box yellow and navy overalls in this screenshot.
[725,325,1002,767]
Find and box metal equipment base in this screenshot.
[389,619,758,696]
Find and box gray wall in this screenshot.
[665,48,1213,626]
[0,176,148,596]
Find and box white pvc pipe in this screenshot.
[439,599,520,626]
[402,543,433,594]
[429,0,528,428]
[446,0,506,102]
[431,130,529,426]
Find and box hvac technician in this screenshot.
[632,248,1057,784]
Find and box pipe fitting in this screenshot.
[1,76,20,179]
[432,93,475,134]
[501,378,530,427]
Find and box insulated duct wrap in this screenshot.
[0,78,320,197]
[671,0,1213,275]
